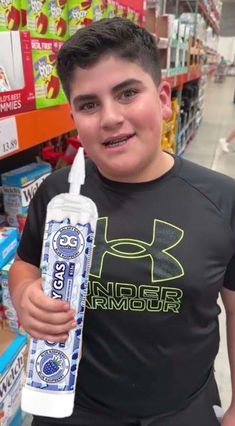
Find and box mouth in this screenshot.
[103,133,135,148]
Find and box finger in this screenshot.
[28,305,75,325]
[29,290,70,313]
[29,330,69,343]
[27,317,77,337]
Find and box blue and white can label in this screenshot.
[26,218,94,392]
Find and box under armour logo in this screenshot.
[90,217,184,282]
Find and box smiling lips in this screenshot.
[103,133,135,148]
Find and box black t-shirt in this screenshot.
[18,156,235,418]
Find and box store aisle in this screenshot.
[183,75,235,411]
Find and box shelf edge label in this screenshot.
[0,116,19,158]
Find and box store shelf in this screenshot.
[0,103,74,160]
[165,67,202,88]
[197,1,220,34]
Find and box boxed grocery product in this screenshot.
[48,0,69,40]
[0,227,18,269]
[92,0,105,22]
[1,258,20,333]
[31,37,67,108]
[0,31,35,117]
[68,0,92,35]
[25,0,50,37]
[2,162,52,227]
[0,0,21,31]
[0,330,27,426]
[104,0,116,18]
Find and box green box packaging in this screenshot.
[92,0,105,22]
[48,0,68,40]
[25,0,50,37]
[0,0,21,31]
[68,0,92,36]
[31,38,67,108]
[104,0,115,18]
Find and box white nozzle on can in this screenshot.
[68,147,85,195]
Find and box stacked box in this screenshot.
[104,0,116,18]
[31,38,67,108]
[0,0,21,31]
[2,162,52,227]
[25,0,50,37]
[0,227,18,269]
[1,258,20,333]
[48,0,69,40]
[0,333,27,426]
[68,0,92,35]
[92,0,105,22]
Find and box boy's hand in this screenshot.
[221,406,235,426]
[15,278,76,342]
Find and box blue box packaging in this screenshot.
[2,162,52,227]
[0,227,18,269]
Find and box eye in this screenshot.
[79,102,98,112]
[120,88,138,101]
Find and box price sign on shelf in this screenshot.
[0,116,19,158]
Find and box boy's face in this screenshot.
[70,55,172,182]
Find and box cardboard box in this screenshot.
[0,227,18,269]
[2,162,52,227]
[0,31,35,117]
[31,37,67,108]
[68,0,92,35]
[0,331,27,426]
[1,258,20,333]
[0,0,21,31]
[25,0,50,37]
[48,0,69,40]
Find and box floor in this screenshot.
[184,74,235,411]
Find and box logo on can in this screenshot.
[52,225,85,259]
[36,349,70,383]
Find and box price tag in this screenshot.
[0,116,19,158]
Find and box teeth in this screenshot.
[105,136,130,146]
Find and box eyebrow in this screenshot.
[72,78,142,108]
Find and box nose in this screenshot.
[100,100,124,130]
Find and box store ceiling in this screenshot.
[220,0,235,36]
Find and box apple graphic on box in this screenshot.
[36,12,48,34]
[81,0,92,10]
[48,53,57,65]
[56,0,67,8]
[56,17,67,37]
[6,6,20,30]
[45,75,60,99]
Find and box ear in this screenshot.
[158,80,172,121]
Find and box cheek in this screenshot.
[74,116,97,144]
[131,101,162,132]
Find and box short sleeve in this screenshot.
[223,253,235,290]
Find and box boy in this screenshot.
[9,18,235,426]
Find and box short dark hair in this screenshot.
[57,17,162,100]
